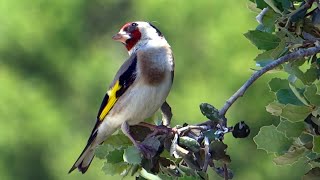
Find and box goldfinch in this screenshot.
[69,21,174,174]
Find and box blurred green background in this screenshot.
[0,0,307,179]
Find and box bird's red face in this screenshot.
[112,22,142,51]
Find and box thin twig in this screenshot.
[219,44,320,117]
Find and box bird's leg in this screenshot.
[161,101,172,126]
[138,122,171,139]
[121,122,156,159]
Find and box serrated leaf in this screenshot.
[123,146,142,165]
[102,161,129,176]
[199,103,220,121]
[277,119,305,138]
[266,101,285,116]
[244,30,280,50]
[303,167,320,180]
[253,125,292,154]
[209,141,231,163]
[268,78,290,92]
[106,148,125,164]
[273,146,305,165]
[313,137,320,154]
[104,131,131,147]
[276,89,305,106]
[304,85,320,106]
[281,104,312,122]
[95,144,115,159]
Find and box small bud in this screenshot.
[232,121,250,138]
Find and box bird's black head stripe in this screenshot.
[148,22,163,37]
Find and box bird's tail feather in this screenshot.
[68,131,98,174]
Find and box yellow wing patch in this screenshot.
[98,80,122,121]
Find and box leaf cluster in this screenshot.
[247,0,320,178]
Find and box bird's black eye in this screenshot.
[131,23,138,27]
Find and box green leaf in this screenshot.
[209,141,231,163]
[253,38,286,66]
[104,131,132,147]
[266,101,285,116]
[176,176,197,180]
[255,50,274,62]
[313,137,320,154]
[316,83,320,95]
[199,103,221,121]
[256,0,269,9]
[244,30,280,50]
[260,9,280,32]
[273,146,306,165]
[203,130,221,141]
[106,148,125,164]
[281,104,312,122]
[102,161,130,176]
[289,82,309,106]
[268,78,289,92]
[277,119,305,138]
[256,24,274,33]
[274,0,291,11]
[303,167,320,180]
[95,144,115,159]
[304,85,320,106]
[299,133,314,146]
[284,64,305,81]
[304,67,319,85]
[276,89,304,106]
[178,165,197,177]
[123,146,142,165]
[253,125,292,154]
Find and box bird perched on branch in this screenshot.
[69,21,174,174]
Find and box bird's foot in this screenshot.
[137,143,157,159]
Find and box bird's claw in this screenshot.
[137,144,157,159]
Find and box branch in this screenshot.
[219,44,320,117]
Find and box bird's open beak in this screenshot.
[112,32,131,43]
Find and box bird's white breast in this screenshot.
[102,44,173,129]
